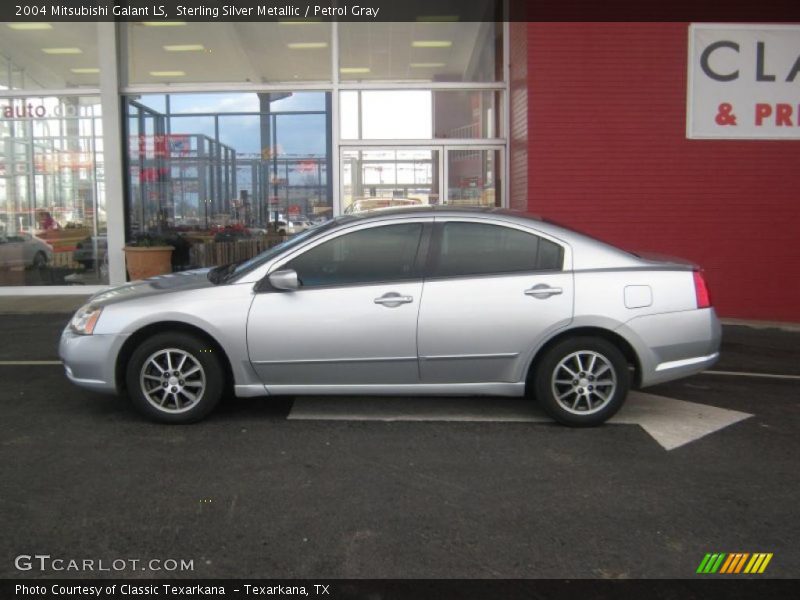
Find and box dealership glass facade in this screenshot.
[0,95,107,285]
[125,92,331,268]
[0,18,507,287]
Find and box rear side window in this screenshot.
[433,222,563,278]
[286,223,423,288]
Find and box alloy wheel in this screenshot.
[139,348,206,414]
[551,350,618,415]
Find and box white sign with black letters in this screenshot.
[687,24,800,139]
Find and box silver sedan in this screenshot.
[60,208,721,426]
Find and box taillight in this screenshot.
[693,270,711,309]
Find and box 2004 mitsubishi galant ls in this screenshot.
[60,208,721,426]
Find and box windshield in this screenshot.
[218,220,338,283]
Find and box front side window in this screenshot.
[286,223,423,288]
[433,222,563,278]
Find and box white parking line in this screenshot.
[703,370,800,381]
[287,392,753,451]
[0,360,62,365]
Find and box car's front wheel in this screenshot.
[533,336,630,427]
[126,332,224,424]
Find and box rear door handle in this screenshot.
[374,292,414,307]
[525,284,563,299]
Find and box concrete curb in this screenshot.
[720,318,800,333]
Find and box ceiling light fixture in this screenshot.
[287,42,328,49]
[410,62,446,68]
[70,68,100,74]
[42,47,82,55]
[339,67,371,74]
[149,70,186,77]
[163,44,205,52]
[8,23,53,30]
[411,40,453,48]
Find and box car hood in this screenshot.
[87,268,215,307]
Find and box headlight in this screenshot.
[69,304,103,335]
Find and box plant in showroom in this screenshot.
[123,234,174,280]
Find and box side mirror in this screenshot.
[268,268,299,291]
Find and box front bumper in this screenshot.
[58,328,125,394]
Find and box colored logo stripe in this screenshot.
[697,553,726,573]
[720,553,749,573]
[744,553,773,574]
[697,552,773,574]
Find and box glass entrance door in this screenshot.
[340,145,503,214]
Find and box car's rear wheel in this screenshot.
[32,251,47,269]
[126,332,224,424]
[533,336,630,427]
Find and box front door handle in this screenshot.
[525,284,563,299]
[374,292,414,307]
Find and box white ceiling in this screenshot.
[0,21,498,88]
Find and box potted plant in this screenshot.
[123,233,174,280]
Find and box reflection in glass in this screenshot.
[168,116,216,139]
[340,91,359,140]
[447,148,501,207]
[362,91,431,140]
[434,91,502,139]
[168,93,259,114]
[341,90,502,140]
[124,22,332,84]
[0,96,107,285]
[0,22,100,89]
[338,22,502,82]
[125,92,332,273]
[132,94,167,114]
[342,149,439,213]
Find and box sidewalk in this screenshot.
[0,295,90,314]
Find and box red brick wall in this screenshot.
[515,22,800,322]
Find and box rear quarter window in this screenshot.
[434,222,564,277]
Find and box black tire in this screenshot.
[125,332,225,424]
[532,336,630,427]
[32,251,47,268]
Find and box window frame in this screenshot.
[425,218,568,281]
[259,217,434,292]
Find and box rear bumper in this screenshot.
[651,351,720,383]
[58,328,125,394]
[619,308,722,387]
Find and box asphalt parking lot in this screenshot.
[0,313,798,579]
